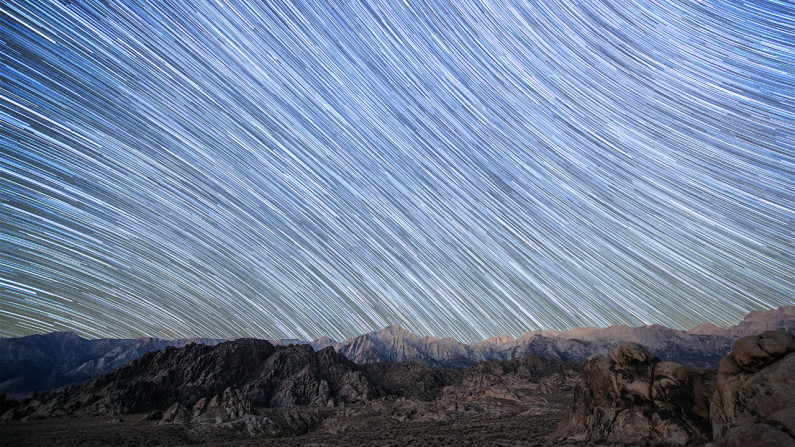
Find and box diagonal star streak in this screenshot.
[0,0,793,341]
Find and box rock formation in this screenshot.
[362,354,582,425]
[451,355,581,397]
[555,330,795,446]
[360,361,458,401]
[708,331,795,447]
[554,343,716,446]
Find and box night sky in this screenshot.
[1,0,793,341]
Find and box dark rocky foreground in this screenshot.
[0,398,571,447]
[2,330,794,446]
[555,343,716,445]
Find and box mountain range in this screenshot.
[277,305,795,369]
[1,305,793,398]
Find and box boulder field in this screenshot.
[555,330,795,446]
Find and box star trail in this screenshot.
[1,0,793,341]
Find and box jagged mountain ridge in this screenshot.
[1,338,581,423]
[2,306,793,397]
[321,306,795,369]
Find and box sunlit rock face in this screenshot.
[708,331,795,447]
[555,331,795,447]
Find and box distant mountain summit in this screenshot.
[686,306,795,338]
[1,306,793,397]
[725,305,795,338]
[333,324,480,369]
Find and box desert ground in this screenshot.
[0,392,571,447]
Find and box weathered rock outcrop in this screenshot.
[364,355,582,424]
[445,355,581,401]
[361,361,458,401]
[708,331,795,447]
[554,343,716,446]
